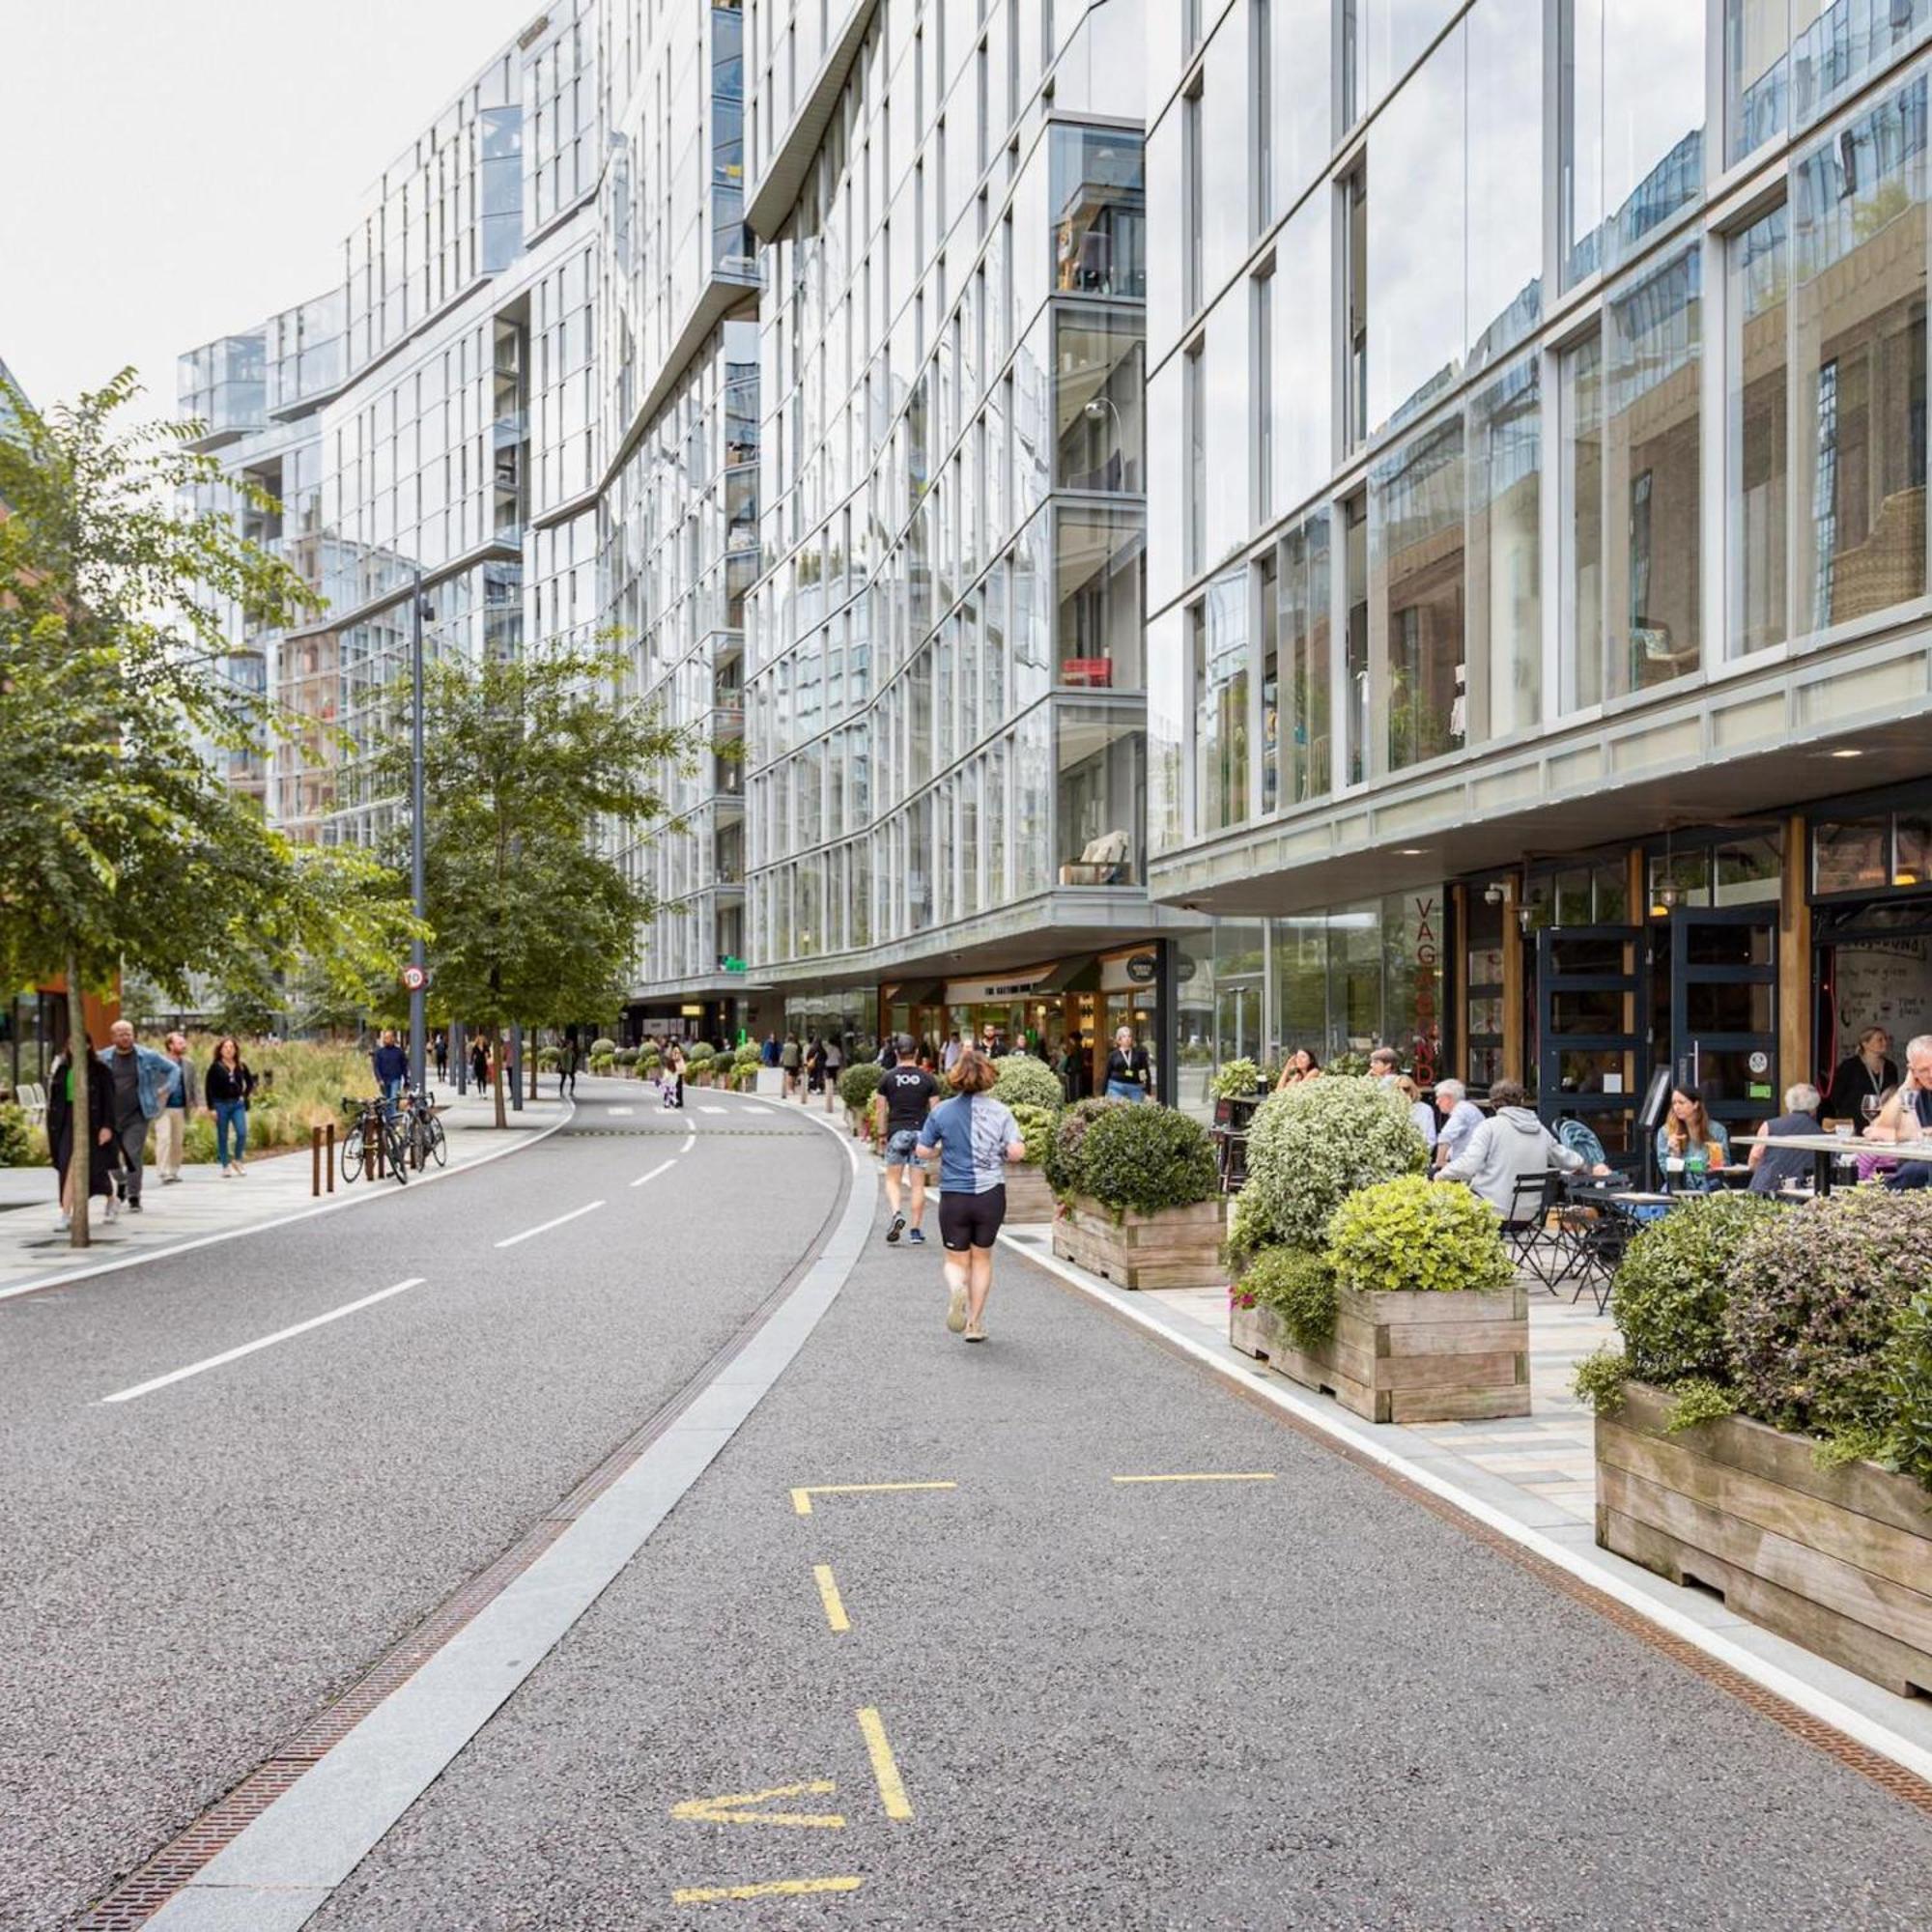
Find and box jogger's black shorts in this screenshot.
[939,1184,1007,1251]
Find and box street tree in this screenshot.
[0,370,416,1245]
[373,645,690,1127]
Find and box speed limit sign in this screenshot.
[399,962,429,993]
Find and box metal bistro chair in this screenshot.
[1501,1170,1570,1292]
[1564,1190,1645,1316]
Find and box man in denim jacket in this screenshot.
[99,1019,177,1211]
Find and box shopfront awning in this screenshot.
[885,980,947,1008]
[1029,954,1102,996]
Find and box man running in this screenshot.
[874,1034,937,1244]
[917,1048,1026,1343]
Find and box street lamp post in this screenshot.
[410,571,428,1093]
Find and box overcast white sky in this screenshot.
[0,0,532,418]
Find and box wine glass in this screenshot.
[1861,1094,1881,1129]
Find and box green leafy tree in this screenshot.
[372,646,689,1126]
[0,371,416,1244]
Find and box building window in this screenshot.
[1184,339,1206,575]
[1373,415,1466,774]
[1056,307,1144,492]
[1344,489,1369,782]
[1730,205,1788,656]
[1605,243,1702,696]
[1343,163,1368,452]
[1195,570,1249,833]
[1253,267,1273,525]
[1277,509,1332,806]
[1057,705,1144,884]
[1258,548,1279,815]
[1056,506,1145,689]
[1792,71,1928,637]
[1468,356,1541,739]
[1467,0,1543,371]
[1342,0,1362,131]
[1727,0,1787,164]
[1183,80,1205,316]
[1253,0,1272,233]
[1560,330,1605,708]
[1050,125,1146,298]
[1557,0,1602,288]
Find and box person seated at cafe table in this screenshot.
[1866,1035,1932,1189]
[1437,1079,1609,1217]
[1745,1083,1824,1196]
[1655,1086,1730,1175]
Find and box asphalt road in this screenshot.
[302,1163,1932,1929]
[0,1079,844,1931]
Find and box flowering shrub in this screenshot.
[1237,1245,1338,1347]
[1044,1095,1126,1195]
[1231,1077,1427,1257]
[1725,1189,1932,1458]
[838,1061,885,1111]
[1210,1058,1263,1099]
[1074,1102,1217,1216]
[991,1054,1065,1111]
[1608,1193,1781,1388]
[1325,1176,1514,1298]
[1008,1102,1058,1166]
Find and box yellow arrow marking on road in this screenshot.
[670,1781,845,1829]
[789,1480,955,1516]
[673,1876,865,1905]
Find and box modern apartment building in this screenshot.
[1147,0,1932,1139]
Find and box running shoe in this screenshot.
[908,1227,925,1243]
[946,1285,968,1333]
[886,1212,905,1243]
[964,1322,986,1343]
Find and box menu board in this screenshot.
[1833,939,1932,1049]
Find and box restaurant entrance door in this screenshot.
[1535,925,1646,1156]
[1668,906,1779,1145]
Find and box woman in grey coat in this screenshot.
[1437,1079,1608,1217]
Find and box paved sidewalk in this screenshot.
[0,1089,570,1298]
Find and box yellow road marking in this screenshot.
[856,1706,914,1821]
[789,1480,956,1516]
[1111,1471,1278,1486]
[672,1876,864,1905]
[670,1781,845,1829]
[813,1563,851,1633]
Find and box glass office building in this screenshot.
[1147,2,1932,1141]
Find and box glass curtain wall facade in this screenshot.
[1146,0,1932,1097]
[740,0,1155,998]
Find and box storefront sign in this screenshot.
[945,977,1041,1004]
[680,1003,704,1017]
[1406,893,1442,1087]
[1124,952,1158,984]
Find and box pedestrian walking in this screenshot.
[916,1050,1026,1343]
[204,1036,257,1178]
[99,1019,175,1213]
[1104,1025,1151,1102]
[46,1041,116,1231]
[372,1027,408,1113]
[662,1040,686,1110]
[874,1035,938,1246]
[942,1029,964,1074]
[806,1034,827,1095]
[760,1032,781,1067]
[154,1032,194,1184]
[558,1037,580,1098]
[780,1031,803,1098]
[470,1034,491,1092]
[433,1033,449,1083]
[1059,1032,1091,1102]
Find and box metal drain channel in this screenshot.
[1028,1259,1932,1825]
[75,1140,856,1930]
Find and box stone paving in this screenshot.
[0,1088,570,1298]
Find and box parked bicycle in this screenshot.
[399,1085,447,1170]
[339,1095,411,1185]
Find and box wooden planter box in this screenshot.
[1230,1285,1530,1424]
[1003,1162,1058,1222]
[1052,1196,1226,1289]
[1597,1381,1932,1699]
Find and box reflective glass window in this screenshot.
[1730,206,1788,655]
[1194,570,1249,832]
[1727,0,1788,163]
[1467,357,1541,739]
[1561,331,1605,706]
[1056,506,1145,689]
[1051,125,1146,299]
[1057,705,1146,884]
[1373,416,1465,773]
[1055,307,1145,491]
[1466,0,1543,371]
[1794,0,1932,132]
[1278,510,1333,806]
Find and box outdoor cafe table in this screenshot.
[1738,1131,1932,1195]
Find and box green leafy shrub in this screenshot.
[536,1049,560,1070]
[1073,1102,1217,1216]
[0,1103,32,1168]
[733,1043,762,1066]
[1661,1378,1740,1434]
[1573,1347,1631,1415]
[838,1061,885,1112]
[613,1047,639,1067]
[1231,1077,1427,1258]
[1609,1192,1781,1388]
[1008,1101,1058,1166]
[1044,1095,1127,1195]
[640,1049,662,1070]
[590,1037,617,1057]
[1325,1176,1513,1297]
[1239,1245,1338,1348]
[684,1041,716,1065]
[1327,1049,1372,1076]
[1725,1189,1932,1456]
[1210,1058,1263,1099]
[992,1054,1064,1111]
[1880,1289,1932,1490]
[589,1053,615,1074]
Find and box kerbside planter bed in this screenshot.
[1230,1284,1531,1423]
[1003,1161,1057,1222]
[1053,1195,1227,1289]
[1596,1380,1932,1699]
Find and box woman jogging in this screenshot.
[915,1048,1026,1344]
[204,1036,256,1177]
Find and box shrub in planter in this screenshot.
[1210,1058,1264,1100]
[0,1103,31,1168]
[992,1054,1064,1111]
[639,1051,662,1073]
[838,1061,885,1112]
[536,1049,560,1071]
[1236,1245,1337,1348]
[1231,1077,1426,1258]
[684,1042,716,1065]
[1725,1188,1932,1462]
[1044,1095,1125,1196]
[1881,1289,1932,1490]
[1007,1101,1058,1166]
[733,1043,762,1067]
[589,1053,616,1074]
[1327,1049,1372,1076]
[1326,1176,1514,1298]
[1074,1102,1217,1217]
[613,1048,639,1068]
[590,1037,617,1057]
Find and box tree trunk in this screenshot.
[67,951,92,1249]
[492,1038,507,1129]
[527,1033,539,1100]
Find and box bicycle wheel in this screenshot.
[384,1122,410,1183]
[340,1123,365,1183]
[425,1114,448,1167]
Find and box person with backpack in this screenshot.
[780,1031,803,1098]
[915,1049,1027,1344]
